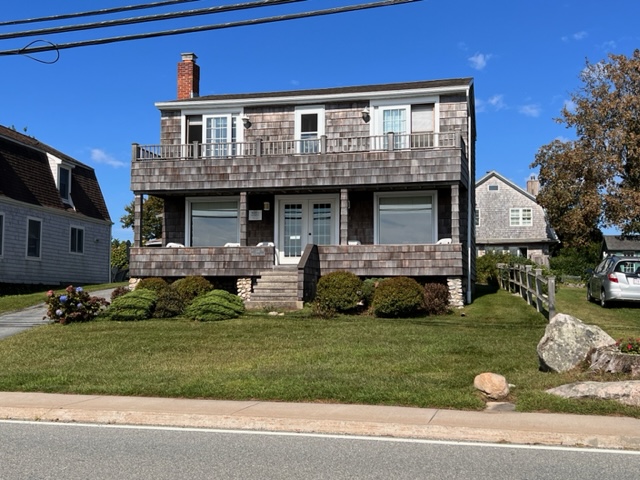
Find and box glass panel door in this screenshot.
[278,197,336,264]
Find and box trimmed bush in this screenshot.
[371,277,425,318]
[184,289,245,322]
[136,277,169,293]
[314,271,363,315]
[172,276,214,304]
[100,288,157,321]
[153,287,185,318]
[423,282,450,315]
[361,278,384,307]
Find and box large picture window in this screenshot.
[26,217,42,259]
[375,192,436,244]
[187,198,239,246]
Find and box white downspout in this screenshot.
[467,86,473,304]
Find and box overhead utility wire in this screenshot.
[0,0,420,57]
[0,0,304,41]
[0,0,201,27]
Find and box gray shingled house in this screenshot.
[0,125,112,286]
[129,53,476,308]
[600,235,640,258]
[475,170,558,266]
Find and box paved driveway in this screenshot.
[0,289,115,340]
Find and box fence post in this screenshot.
[534,268,543,313]
[525,265,533,304]
[547,276,556,320]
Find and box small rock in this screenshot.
[474,372,510,400]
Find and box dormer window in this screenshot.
[59,166,71,202]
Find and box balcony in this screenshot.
[131,132,469,194]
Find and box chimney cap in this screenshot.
[181,52,197,62]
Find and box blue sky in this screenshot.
[1,0,638,241]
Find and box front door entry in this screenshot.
[277,195,338,264]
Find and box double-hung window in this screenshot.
[26,217,42,259]
[187,198,239,246]
[375,192,437,244]
[70,227,84,254]
[59,166,71,202]
[510,208,533,226]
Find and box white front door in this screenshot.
[276,195,338,264]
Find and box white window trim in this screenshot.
[294,105,325,153]
[70,225,85,254]
[26,216,42,260]
[181,110,244,144]
[369,96,440,137]
[373,191,438,245]
[510,208,533,227]
[185,196,240,247]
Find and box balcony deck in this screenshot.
[131,132,469,194]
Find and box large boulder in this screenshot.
[474,372,510,400]
[537,313,615,373]
[547,381,640,407]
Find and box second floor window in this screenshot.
[204,114,238,157]
[295,106,324,154]
[59,167,71,201]
[510,208,532,227]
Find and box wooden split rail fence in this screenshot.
[497,263,556,321]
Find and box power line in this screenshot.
[0,0,305,41]
[0,0,201,27]
[0,0,420,57]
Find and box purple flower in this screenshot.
[59,295,68,303]
[77,303,84,309]
[55,309,63,316]
[76,287,83,293]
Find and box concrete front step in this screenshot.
[248,267,301,310]
[245,300,303,311]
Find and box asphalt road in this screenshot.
[3,421,640,480]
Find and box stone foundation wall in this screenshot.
[447,277,464,308]
[237,277,252,301]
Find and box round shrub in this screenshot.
[136,277,169,293]
[423,282,450,315]
[100,288,157,321]
[371,277,425,318]
[184,289,245,322]
[171,276,214,304]
[153,287,185,318]
[314,271,363,315]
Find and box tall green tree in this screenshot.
[531,49,640,247]
[120,195,164,243]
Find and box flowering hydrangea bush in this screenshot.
[616,338,640,355]
[44,285,109,325]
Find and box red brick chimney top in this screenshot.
[177,52,200,100]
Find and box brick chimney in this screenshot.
[526,175,540,197]
[177,53,199,100]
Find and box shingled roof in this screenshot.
[0,125,111,223]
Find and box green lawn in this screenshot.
[0,283,638,417]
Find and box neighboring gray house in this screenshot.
[129,53,476,307]
[0,125,112,286]
[601,235,640,258]
[475,171,557,265]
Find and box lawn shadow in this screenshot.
[473,283,499,300]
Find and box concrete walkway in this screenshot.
[2,289,640,451]
[0,288,115,339]
[2,392,640,450]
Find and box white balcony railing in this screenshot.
[133,132,465,161]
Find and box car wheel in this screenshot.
[587,285,594,302]
[600,289,608,308]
